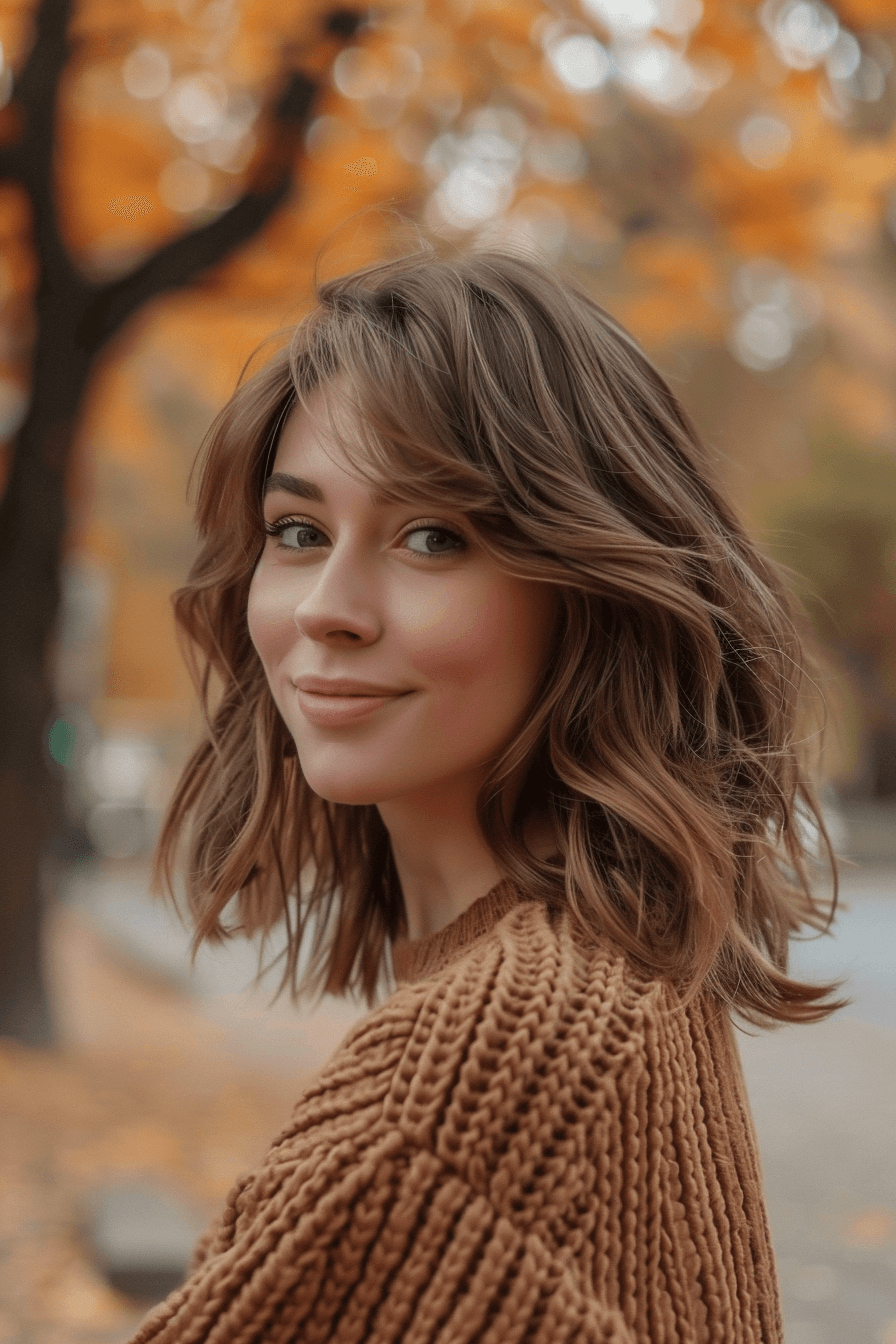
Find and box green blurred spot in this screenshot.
[48,717,77,768]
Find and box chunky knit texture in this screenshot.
[129,878,783,1343]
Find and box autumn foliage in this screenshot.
[0,0,894,780]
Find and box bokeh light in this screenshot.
[423,107,527,228]
[761,0,840,70]
[737,114,793,169]
[479,195,570,260]
[728,258,823,372]
[544,33,612,93]
[580,0,704,39]
[83,734,165,861]
[615,38,706,112]
[122,44,172,101]
[825,31,862,82]
[161,72,229,144]
[332,45,423,102]
[157,157,214,212]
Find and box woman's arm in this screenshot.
[127,1126,634,1344]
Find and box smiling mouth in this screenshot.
[295,688,412,727]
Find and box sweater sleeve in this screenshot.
[127,1126,634,1344]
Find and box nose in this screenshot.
[291,545,383,647]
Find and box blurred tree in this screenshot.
[1,0,896,1045]
[0,0,368,1045]
[758,433,896,796]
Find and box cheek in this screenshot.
[247,567,294,667]
[400,577,556,697]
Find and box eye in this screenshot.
[402,524,466,559]
[264,518,324,550]
[262,515,467,559]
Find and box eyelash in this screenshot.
[263,515,467,561]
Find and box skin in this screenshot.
[247,381,560,942]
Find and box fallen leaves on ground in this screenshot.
[0,897,325,1344]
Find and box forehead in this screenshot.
[265,388,412,510]
[272,384,349,461]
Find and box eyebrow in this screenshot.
[263,471,411,511]
[263,472,324,502]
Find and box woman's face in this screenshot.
[247,383,560,811]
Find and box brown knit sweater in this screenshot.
[129,878,783,1343]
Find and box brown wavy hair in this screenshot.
[154,234,851,1028]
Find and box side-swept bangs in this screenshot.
[155,240,850,1029]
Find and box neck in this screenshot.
[377,769,555,943]
[378,771,500,941]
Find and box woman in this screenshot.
[133,243,848,1343]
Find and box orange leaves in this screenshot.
[2,0,894,726]
[821,363,896,442]
[0,0,36,75]
[683,9,896,272]
[107,574,193,701]
[331,33,424,103]
[694,143,818,262]
[619,234,725,343]
[0,98,24,150]
[821,130,896,252]
[38,1257,132,1330]
[60,1121,186,1181]
[840,136,896,195]
[687,0,769,79]
[833,0,896,26]
[688,19,759,75]
[55,108,171,257]
[0,182,36,300]
[462,0,543,51]
[626,232,718,292]
[618,287,725,344]
[688,78,895,268]
[810,195,880,259]
[0,899,315,1342]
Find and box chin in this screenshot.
[304,781,385,806]
[297,752,448,808]
[297,763,394,807]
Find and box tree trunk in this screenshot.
[0,289,93,1043]
[0,3,364,1043]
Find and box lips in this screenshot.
[295,676,408,696]
[294,686,411,728]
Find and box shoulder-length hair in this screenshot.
[155,236,850,1029]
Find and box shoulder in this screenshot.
[274,895,661,1137]
[366,895,701,1249]
[240,895,722,1250]
[306,893,671,1112]
[379,895,670,1147]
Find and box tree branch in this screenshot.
[0,143,23,182]
[73,69,318,352]
[72,8,368,353]
[7,0,79,291]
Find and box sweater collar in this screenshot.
[391,877,524,985]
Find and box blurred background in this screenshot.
[0,0,895,1339]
